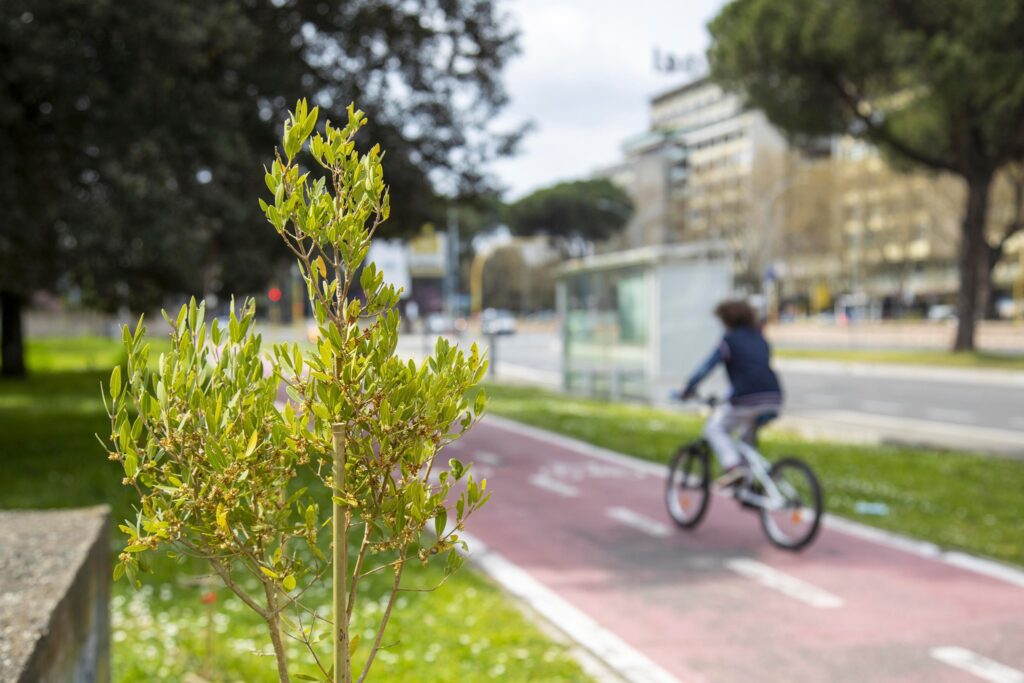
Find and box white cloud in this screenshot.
[489,0,727,199]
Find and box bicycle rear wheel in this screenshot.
[665,441,711,529]
[759,457,822,551]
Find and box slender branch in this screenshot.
[279,562,329,611]
[332,421,350,683]
[291,608,330,680]
[347,458,392,619]
[263,581,292,683]
[346,518,373,621]
[356,553,407,683]
[207,559,268,621]
[356,556,405,579]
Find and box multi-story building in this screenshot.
[601,77,822,291]
[602,75,1024,318]
[828,139,1023,317]
[827,138,961,313]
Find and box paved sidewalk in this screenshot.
[767,320,1024,353]
[775,358,1024,388]
[453,417,1024,683]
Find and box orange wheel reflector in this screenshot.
[682,496,691,510]
[791,510,802,523]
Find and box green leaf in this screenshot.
[260,566,279,579]
[109,366,122,401]
[474,388,487,415]
[207,442,226,470]
[130,415,143,441]
[282,574,297,591]
[449,458,464,480]
[245,430,259,458]
[124,451,139,478]
[294,674,321,681]
[434,509,447,538]
[445,549,464,576]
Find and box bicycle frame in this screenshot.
[733,440,789,510]
[685,394,797,512]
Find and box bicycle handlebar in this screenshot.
[670,391,721,408]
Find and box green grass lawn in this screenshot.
[775,346,1024,371]
[0,337,589,682]
[480,383,1024,567]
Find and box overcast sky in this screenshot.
[488,0,728,200]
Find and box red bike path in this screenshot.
[448,417,1024,683]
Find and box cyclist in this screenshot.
[681,299,783,487]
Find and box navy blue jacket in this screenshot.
[684,326,783,406]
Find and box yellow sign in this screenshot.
[811,284,831,313]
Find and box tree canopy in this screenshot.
[708,0,1024,349]
[0,0,521,375]
[506,178,633,256]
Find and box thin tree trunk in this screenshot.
[1,290,27,378]
[333,422,350,683]
[953,173,993,351]
[264,595,292,683]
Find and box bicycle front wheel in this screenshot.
[759,457,823,551]
[665,441,711,529]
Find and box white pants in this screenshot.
[703,403,780,469]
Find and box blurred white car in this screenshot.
[927,304,957,321]
[425,313,453,335]
[481,309,516,336]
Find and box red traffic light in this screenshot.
[268,287,283,303]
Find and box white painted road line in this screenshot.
[929,646,1024,683]
[475,450,502,466]
[725,558,844,609]
[606,507,673,538]
[460,531,683,683]
[486,415,667,478]
[826,515,1024,590]
[485,415,1024,588]
[530,472,579,498]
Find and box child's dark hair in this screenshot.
[714,300,757,329]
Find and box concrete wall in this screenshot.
[0,507,111,683]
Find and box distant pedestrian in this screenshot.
[681,300,783,486]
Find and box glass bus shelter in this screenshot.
[556,241,733,402]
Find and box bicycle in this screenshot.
[664,394,823,551]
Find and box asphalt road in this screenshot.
[450,417,1024,682]
[781,362,1024,434]
[397,331,1024,455]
